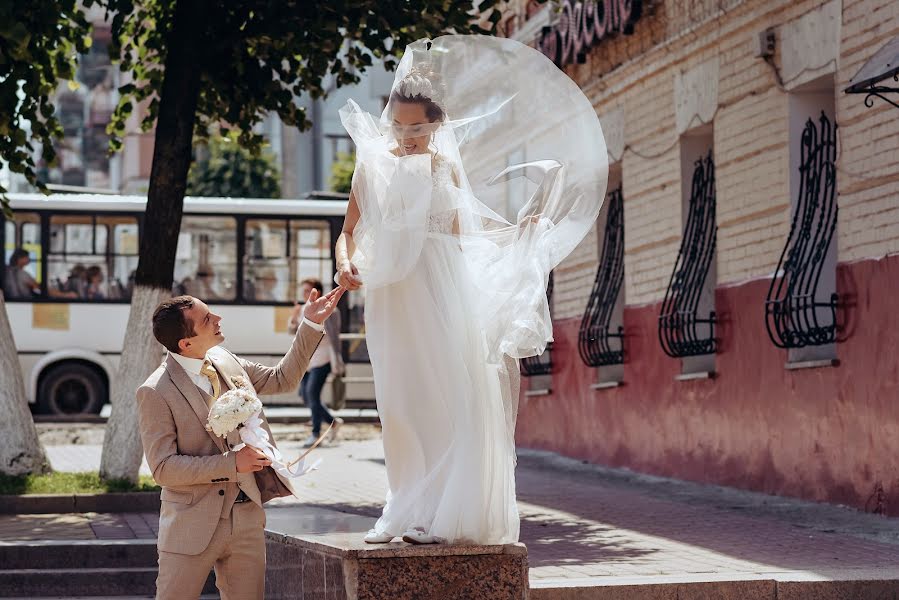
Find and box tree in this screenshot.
[329,151,355,194]
[187,133,281,199]
[0,0,94,475]
[98,0,502,482]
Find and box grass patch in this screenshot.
[0,471,160,495]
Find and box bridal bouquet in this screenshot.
[206,387,261,437]
[206,377,320,478]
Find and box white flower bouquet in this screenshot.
[205,377,320,478]
[206,387,262,438]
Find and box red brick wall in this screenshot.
[517,253,899,516]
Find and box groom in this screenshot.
[137,288,344,600]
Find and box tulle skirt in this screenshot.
[365,233,520,545]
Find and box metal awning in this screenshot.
[845,35,899,110]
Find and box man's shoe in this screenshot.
[364,529,394,544]
[302,434,318,448]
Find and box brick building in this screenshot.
[504,0,899,516]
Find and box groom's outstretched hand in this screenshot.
[303,286,346,325]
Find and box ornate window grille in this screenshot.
[659,151,717,358]
[765,113,839,349]
[520,274,554,376]
[578,186,625,366]
[844,36,899,111]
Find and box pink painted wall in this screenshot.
[516,254,899,515]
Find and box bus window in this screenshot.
[49,215,104,299]
[290,221,332,300]
[109,218,138,300]
[244,219,289,303]
[4,220,13,261]
[47,214,138,301]
[174,216,237,302]
[4,212,42,300]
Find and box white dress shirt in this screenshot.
[304,305,333,370]
[169,352,215,395]
[170,318,324,395]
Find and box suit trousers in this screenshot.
[156,501,266,600]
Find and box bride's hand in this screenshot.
[336,263,362,291]
[518,213,543,229]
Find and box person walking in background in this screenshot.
[289,278,345,447]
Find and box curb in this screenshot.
[0,492,161,514]
[34,414,380,425]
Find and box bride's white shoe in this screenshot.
[401,527,444,545]
[363,529,394,544]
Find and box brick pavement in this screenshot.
[10,425,899,587]
[0,512,157,541]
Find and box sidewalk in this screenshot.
[7,425,899,589]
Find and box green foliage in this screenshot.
[0,0,94,215]
[329,151,356,194]
[187,133,280,198]
[104,0,502,155]
[0,471,160,495]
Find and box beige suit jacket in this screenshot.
[137,323,324,555]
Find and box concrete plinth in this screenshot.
[264,505,528,600]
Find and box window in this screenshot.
[579,172,626,386]
[174,216,237,302]
[766,78,838,366]
[242,219,331,304]
[343,288,369,362]
[47,214,139,301]
[660,126,717,377]
[244,219,289,303]
[292,221,332,297]
[3,212,42,301]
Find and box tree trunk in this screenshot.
[0,293,50,475]
[99,286,170,482]
[99,1,205,483]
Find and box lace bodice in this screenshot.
[428,157,457,234]
[428,211,456,233]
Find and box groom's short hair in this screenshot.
[153,295,197,353]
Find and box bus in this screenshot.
[2,193,372,415]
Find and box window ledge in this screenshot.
[591,381,623,390]
[675,371,715,381]
[524,388,552,397]
[785,359,839,371]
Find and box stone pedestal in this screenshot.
[264,506,528,600]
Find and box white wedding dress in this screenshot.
[364,157,520,544]
[340,36,608,545]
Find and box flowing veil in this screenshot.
[340,35,608,466]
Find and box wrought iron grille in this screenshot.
[520,274,554,376]
[578,186,625,366]
[659,151,717,358]
[765,113,839,349]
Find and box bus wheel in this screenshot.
[37,364,106,415]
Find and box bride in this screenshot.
[335,35,607,545]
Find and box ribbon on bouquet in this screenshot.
[237,411,322,478]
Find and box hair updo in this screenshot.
[390,66,446,122]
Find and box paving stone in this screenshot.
[10,426,899,591]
